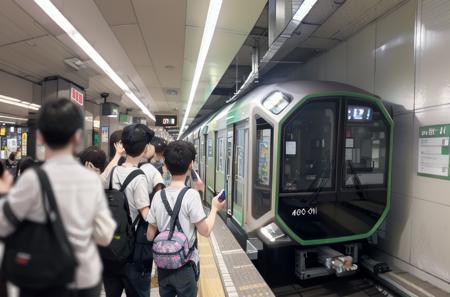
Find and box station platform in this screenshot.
[99,213,273,297]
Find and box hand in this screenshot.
[194,179,205,192]
[114,142,125,156]
[85,161,101,174]
[211,194,225,211]
[0,170,13,194]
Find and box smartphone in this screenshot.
[191,169,198,181]
[217,189,226,202]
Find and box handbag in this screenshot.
[1,167,77,290]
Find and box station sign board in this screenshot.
[155,115,177,127]
[70,87,84,106]
[418,124,450,179]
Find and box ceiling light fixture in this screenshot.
[177,0,223,139]
[0,114,28,121]
[0,94,40,111]
[292,0,318,22]
[34,0,156,121]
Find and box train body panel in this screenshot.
[185,80,393,247]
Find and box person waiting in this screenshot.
[146,140,225,297]
[0,99,116,297]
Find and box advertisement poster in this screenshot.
[101,127,109,143]
[257,129,271,186]
[418,124,450,179]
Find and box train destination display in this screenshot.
[418,124,450,179]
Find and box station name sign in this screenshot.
[418,124,450,179]
[155,115,177,127]
[70,87,84,106]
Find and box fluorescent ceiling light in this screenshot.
[0,94,40,111]
[292,0,318,22]
[0,121,16,125]
[0,114,28,121]
[34,0,155,121]
[178,0,223,139]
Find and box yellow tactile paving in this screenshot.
[198,234,226,297]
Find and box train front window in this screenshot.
[282,101,337,192]
[344,103,388,186]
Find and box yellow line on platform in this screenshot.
[198,233,226,297]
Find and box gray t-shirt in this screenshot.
[107,166,150,222]
[147,187,206,247]
[139,163,164,193]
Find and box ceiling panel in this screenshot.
[133,0,186,90]
[0,0,46,46]
[112,25,152,67]
[94,0,136,26]
[135,66,161,89]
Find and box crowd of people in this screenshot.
[0,99,225,297]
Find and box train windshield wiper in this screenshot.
[347,160,367,201]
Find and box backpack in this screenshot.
[99,167,144,265]
[2,167,77,290]
[153,187,196,270]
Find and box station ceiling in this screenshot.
[0,0,404,130]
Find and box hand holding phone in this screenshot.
[217,189,226,202]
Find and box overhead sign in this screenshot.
[418,124,450,179]
[70,87,84,106]
[155,115,177,127]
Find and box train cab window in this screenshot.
[282,101,337,192]
[344,103,388,186]
[216,137,224,172]
[253,117,273,219]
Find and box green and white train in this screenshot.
[185,81,393,266]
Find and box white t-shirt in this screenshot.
[106,166,150,222]
[139,163,164,194]
[147,187,206,247]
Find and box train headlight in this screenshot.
[262,91,291,114]
[260,222,287,242]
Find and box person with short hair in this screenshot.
[146,140,225,297]
[150,137,166,174]
[0,99,116,297]
[102,124,154,297]
[80,146,107,174]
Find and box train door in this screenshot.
[225,126,234,216]
[201,133,207,202]
[233,121,248,225]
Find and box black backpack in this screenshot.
[99,167,144,265]
[1,167,77,290]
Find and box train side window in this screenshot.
[253,117,273,219]
[282,101,337,192]
[344,102,388,186]
[216,136,224,172]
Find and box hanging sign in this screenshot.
[418,124,450,179]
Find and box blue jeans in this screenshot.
[158,264,197,297]
[126,262,152,297]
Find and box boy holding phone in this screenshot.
[146,140,225,297]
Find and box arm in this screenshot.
[0,170,38,237]
[146,223,157,241]
[139,207,149,221]
[101,142,124,182]
[194,193,225,237]
[92,179,117,246]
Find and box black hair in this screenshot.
[15,157,35,180]
[8,152,16,161]
[79,146,107,172]
[151,136,167,154]
[109,130,122,159]
[121,124,155,157]
[37,99,83,149]
[163,140,195,176]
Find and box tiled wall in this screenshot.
[292,0,450,291]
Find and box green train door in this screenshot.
[233,121,248,225]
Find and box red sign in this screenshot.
[70,87,84,106]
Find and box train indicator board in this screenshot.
[418,124,450,179]
[155,115,177,127]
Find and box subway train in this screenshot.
[184,80,393,275]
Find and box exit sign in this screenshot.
[70,87,84,106]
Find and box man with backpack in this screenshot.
[102,124,155,297]
[0,99,116,297]
[146,140,225,297]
